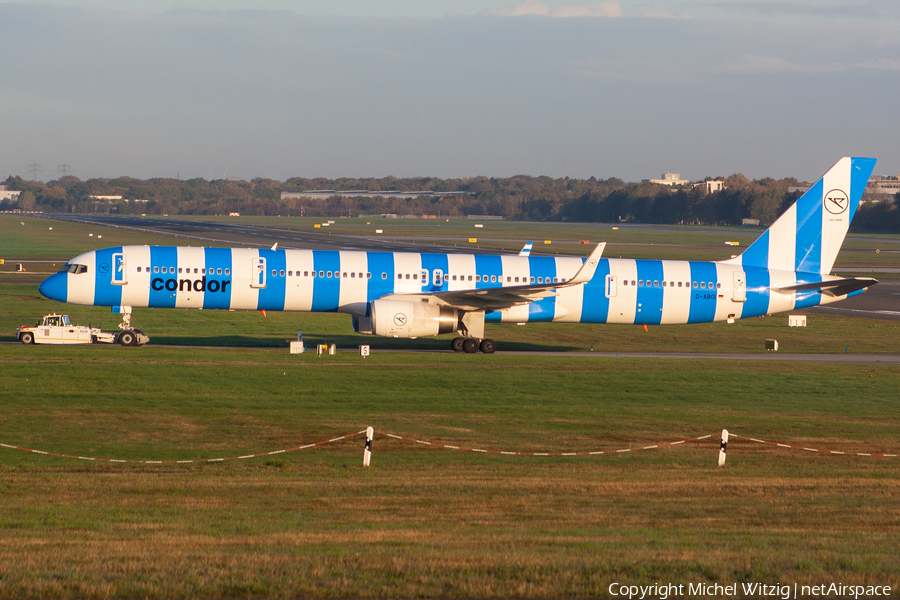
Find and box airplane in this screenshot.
[37,157,878,354]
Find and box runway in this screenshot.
[30,213,496,255]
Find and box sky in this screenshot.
[1,0,898,183]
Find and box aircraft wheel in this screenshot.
[451,337,465,352]
[20,332,34,345]
[480,339,496,354]
[462,338,480,354]
[118,330,136,346]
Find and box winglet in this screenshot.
[519,242,534,257]
[271,242,278,251]
[568,243,606,285]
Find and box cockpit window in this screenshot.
[59,264,89,275]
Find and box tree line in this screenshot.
[3,173,899,232]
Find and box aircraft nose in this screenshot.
[39,273,67,302]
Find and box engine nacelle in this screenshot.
[370,299,458,338]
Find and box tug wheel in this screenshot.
[118,330,136,346]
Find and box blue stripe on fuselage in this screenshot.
[580,258,610,324]
[634,259,664,325]
[93,247,124,307]
[257,249,286,311]
[312,250,341,312]
[688,261,718,323]
[365,251,394,315]
[420,253,449,292]
[526,256,557,322]
[741,265,770,318]
[792,272,823,309]
[202,248,233,309]
[149,246,178,308]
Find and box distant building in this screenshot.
[869,175,900,195]
[0,185,21,202]
[742,218,760,226]
[647,172,689,186]
[704,180,724,193]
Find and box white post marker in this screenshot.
[360,344,370,358]
[363,426,374,467]
[718,429,729,467]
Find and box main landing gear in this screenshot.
[451,337,496,354]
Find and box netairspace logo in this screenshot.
[608,581,893,599]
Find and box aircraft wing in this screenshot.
[379,243,606,312]
[772,277,879,298]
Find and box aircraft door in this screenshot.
[251,257,267,288]
[420,269,429,287]
[733,271,746,302]
[112,253,127,285]
[605,274,617,298]
[433,269,443,287]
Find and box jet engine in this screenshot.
[369,299,458,338]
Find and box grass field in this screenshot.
[1,347,899,598]
[1,215,899,598]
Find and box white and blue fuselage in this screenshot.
[38,157,878,351]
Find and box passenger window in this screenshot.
[367,273,371,279]
[623,280,627,286]
[638,280,644,287]
[342,272,346,278]
[553,277,559,283]
[280,270,285,277]
[490,275,496,283]
[137,267,142,273]
[701,282,706,288]
[468,275,473,281]
[716,282,721,289]
[350,272,355,278]
[178,268,183,274]
[272,269,277,277]
[202,268,207,275]
[476,275,481,282]
[225,268,230,275]
[677,282,682,287]
[413,274,417,280]
[530,277,535,283]
[654,280,659,287]
[662,281,666,287]
[406,274,410,280]
[154,266,159,273]
[219,268,224,275]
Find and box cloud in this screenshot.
[485,0,622,17]
[713,0,900,19]
[715,54,900,74]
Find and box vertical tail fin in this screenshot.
[736,157,876,275]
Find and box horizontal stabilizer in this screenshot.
[772,277,878,298]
